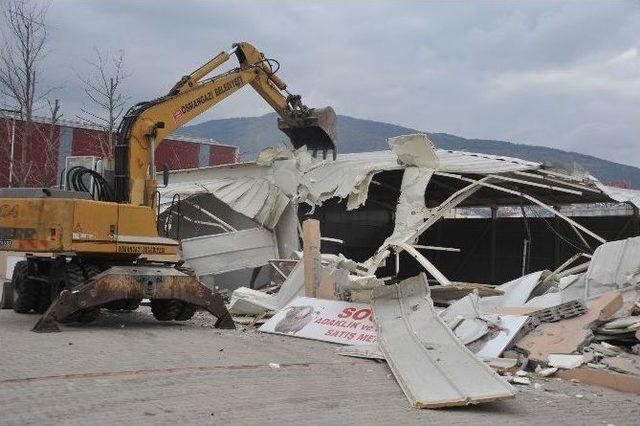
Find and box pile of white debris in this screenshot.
[159,133,640,408]
[228,234,640,408]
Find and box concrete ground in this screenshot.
[0,308,638,426]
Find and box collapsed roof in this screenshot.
[159,134,640,287]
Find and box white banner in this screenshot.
[259,297,377,345]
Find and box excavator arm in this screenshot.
[114,42,337,206]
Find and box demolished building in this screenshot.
[158,133,640,293]
[154,133,640,407]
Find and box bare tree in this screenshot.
[77,48,129,158]
[0,0,51,186]
[32,98,61,187]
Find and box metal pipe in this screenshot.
[492,174,583,195]
[411,244,461,253]
[555,261,590,279]
[435,172,606,244]
[392,242,452,286]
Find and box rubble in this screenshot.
[534,365,558,377]
[557,368,640,395]
[516,292,623,363]
[151,133,640,409]
[335,344,385,360]
[548,354,586,369]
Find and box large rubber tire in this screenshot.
[1,280,13,309]
[174,303,197,321]
[78,307,100,323]
[150,299,182,321]
[35,286,51,314]
[31,260,53,314]
[57,263,101,324]
[77,263,101,323]
[12,261,38,314]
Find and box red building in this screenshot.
[0,111,237,188]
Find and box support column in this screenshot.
[303,219,322,298]
[490,206,497,284]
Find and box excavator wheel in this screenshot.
[11,261,39,314]
[35,287,51,315]
[76,264,102,323]
[55,263,101,324]
[150,299,183,321]
[174,303,197,321]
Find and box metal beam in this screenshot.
[435,172,606,244]
[392,242,452,286]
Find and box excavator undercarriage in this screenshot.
[32,264,234,332]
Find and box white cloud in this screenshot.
[489,48,640,98]
[28,0,640,166]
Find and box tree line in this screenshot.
[0,0,128,187]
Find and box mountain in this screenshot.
[178,112,640,188]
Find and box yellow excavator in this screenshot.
[0,42,338,331]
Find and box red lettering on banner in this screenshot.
[352,308,371,321]
[338,307,356,318]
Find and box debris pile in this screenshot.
[245,237,640,407]
[157,133,640,408]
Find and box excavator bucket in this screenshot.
[278,106,338,160]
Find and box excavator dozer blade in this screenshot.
[278,106,338,160]
[32,265,235,332]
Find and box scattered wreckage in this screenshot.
[155,133,640,408]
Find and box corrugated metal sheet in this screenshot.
[584,236,640,297]
[297,148,539,209]
[595,182,640,209]
[372,273,515,408]
[328,148,540,175]
[436,149,540,173]
[160,176,289,230]
[181,227,278,276]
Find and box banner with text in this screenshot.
[259,297,377,345]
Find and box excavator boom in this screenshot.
[115,42,338,206]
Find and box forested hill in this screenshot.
[178,113,640,188]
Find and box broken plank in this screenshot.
[557,367,640,395]
[487,306,541,316]
[516,292,622,363]
[336,344,385,360]
[431,283,503,303]
[602,356,640,376]
[302,219,321,298]
[482,357,519,373]
[315,265,336,301]
[372,273,515,408]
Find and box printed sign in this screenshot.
[259,297,377,345]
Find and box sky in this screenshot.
[21,1,640,166]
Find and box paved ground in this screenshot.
[1,308,639,425]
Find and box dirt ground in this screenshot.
[0,307,638,425]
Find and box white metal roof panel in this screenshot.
[372,273,515,408]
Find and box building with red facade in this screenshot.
[0,111,237,188]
